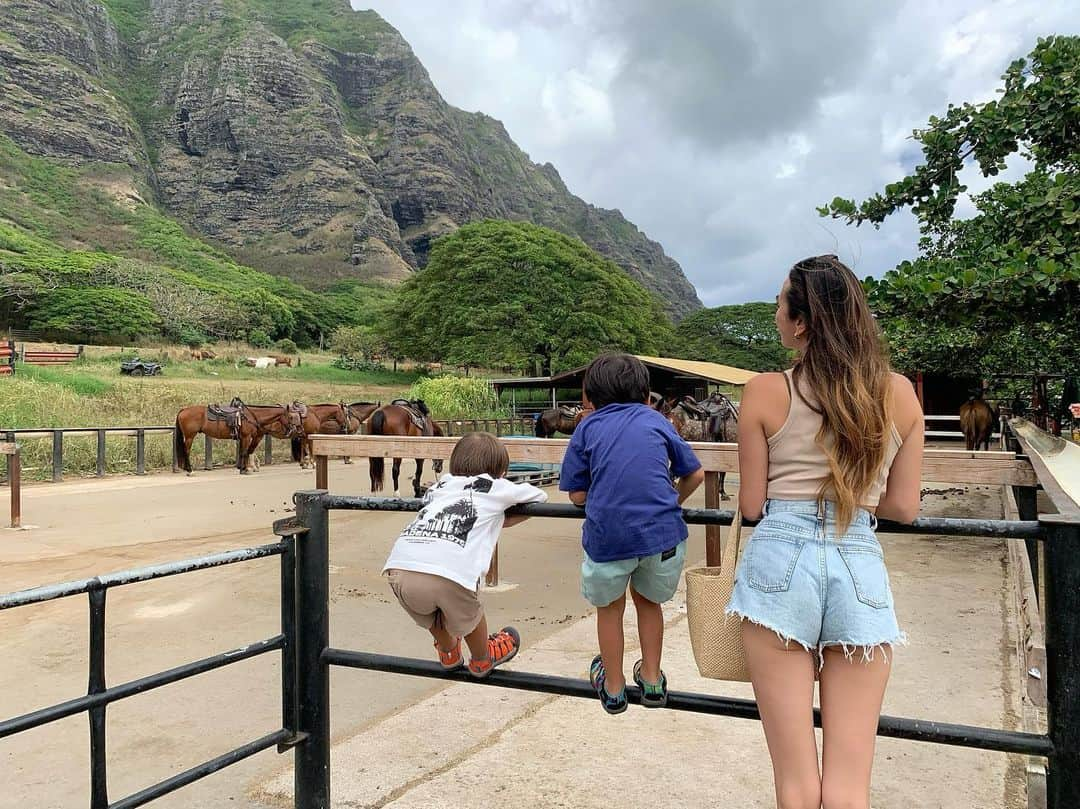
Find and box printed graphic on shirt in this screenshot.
[401,489,482,547]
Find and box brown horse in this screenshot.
[368,402,444,497]
[534,406,585,438]
[340,401,380,464]
[174,401,301,474]
[667,394,740,499]
[960,392,997,451]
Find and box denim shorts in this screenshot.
[726,500,904,658]
[581,541,687,607]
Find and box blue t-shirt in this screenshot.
[559,402,702,563]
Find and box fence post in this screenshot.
[135,429,145,476]
[52,430,63,483]
[279,530,299,744]
[204,435,213,471]
[8,448,20,528]
[96,430,106,477]
[294,490,330,809]
[88,582,108,808]
[1014,485,1040,595]
[705,472,721,566]
[1043,514,1080,809]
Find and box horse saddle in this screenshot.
[391,399,431,430]
[675,398,710,420]
[557,404,581,419]
[291,401,309,418]
[208,399,245,439]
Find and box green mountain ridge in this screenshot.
[0,0,700,337]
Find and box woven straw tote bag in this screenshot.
[685,510,750,681]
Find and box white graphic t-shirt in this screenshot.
[383,474,548,590]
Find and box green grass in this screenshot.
[14,364,115,396]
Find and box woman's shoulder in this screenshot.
[744,371,789,400]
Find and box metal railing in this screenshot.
[282,492,1080,809]
[0,540,302,808]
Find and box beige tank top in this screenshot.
[766,369,903,507]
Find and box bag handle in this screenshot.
[719,509,743,576]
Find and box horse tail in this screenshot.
[534,414,545,438]
[368,407,386,491]
[174,412,191,472]
[371,408,386,436]
[291,437,303,463]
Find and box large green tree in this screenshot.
[670,302,790,371]
[385,220,673,375]
[820,36,1080,376]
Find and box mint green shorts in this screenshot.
[581,541,687,607]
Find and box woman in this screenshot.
[726,255,924,809]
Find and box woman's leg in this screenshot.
[818,646,891,809]
[742,622,821,809]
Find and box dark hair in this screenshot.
[449,432,509,478]
[785,255,892,533]
[583,353,650,409]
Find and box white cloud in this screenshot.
[353,0,1078,306]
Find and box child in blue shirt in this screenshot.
[560,353,704,713]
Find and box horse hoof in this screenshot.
[721,493,731,501]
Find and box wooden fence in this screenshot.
[21,344,84,366]
[0,340,14,376]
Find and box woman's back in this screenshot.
[766,368,903,508]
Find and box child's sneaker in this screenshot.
[435,637,464,671]
[589,654,627,714]
[632,659,668,708]
[468,626,520,678]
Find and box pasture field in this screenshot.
[0,346,423,479]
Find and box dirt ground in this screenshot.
[0,464,1027,808]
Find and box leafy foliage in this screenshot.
[820,36,1080,375]
[28,287,159,342]
[670,302,791,371]
[386,220,673,375]
[407,375,507,418]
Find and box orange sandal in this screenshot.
[468,626,520,678]
[435,637,464,670]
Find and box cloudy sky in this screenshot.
[353,1,1076,307]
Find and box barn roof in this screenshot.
[490,356,759,392]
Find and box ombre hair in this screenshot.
[786,255,892,532]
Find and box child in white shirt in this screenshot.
[383,432,548,676]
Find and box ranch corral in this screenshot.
[1,421,1076,808]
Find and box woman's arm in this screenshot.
[875,374,925,524]
[738,373,786,521]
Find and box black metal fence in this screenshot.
[2,490,1078,807]
[0,540,303,808]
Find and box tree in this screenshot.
[670,302,790,371]
[820,36,1080,375]
[28,287,159,342]
[385,220,673,375]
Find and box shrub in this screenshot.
[248,329,271,349]
[273,338,299,354]
[407,375,507,418]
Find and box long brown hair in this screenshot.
[786,255,892,531]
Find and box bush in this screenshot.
[273,338,299,354]
[407,375,507,418]
[330,355,383,372]
[247,329,271,349]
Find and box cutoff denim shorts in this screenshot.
[726,499,905,659]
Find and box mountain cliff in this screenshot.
[0,0,701,317]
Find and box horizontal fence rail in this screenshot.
[324,649,1053,757]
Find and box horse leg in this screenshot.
[392,458,402,497]
[719,471,731,501]
[413,458,425,498]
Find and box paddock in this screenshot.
[0,420,1075,808]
